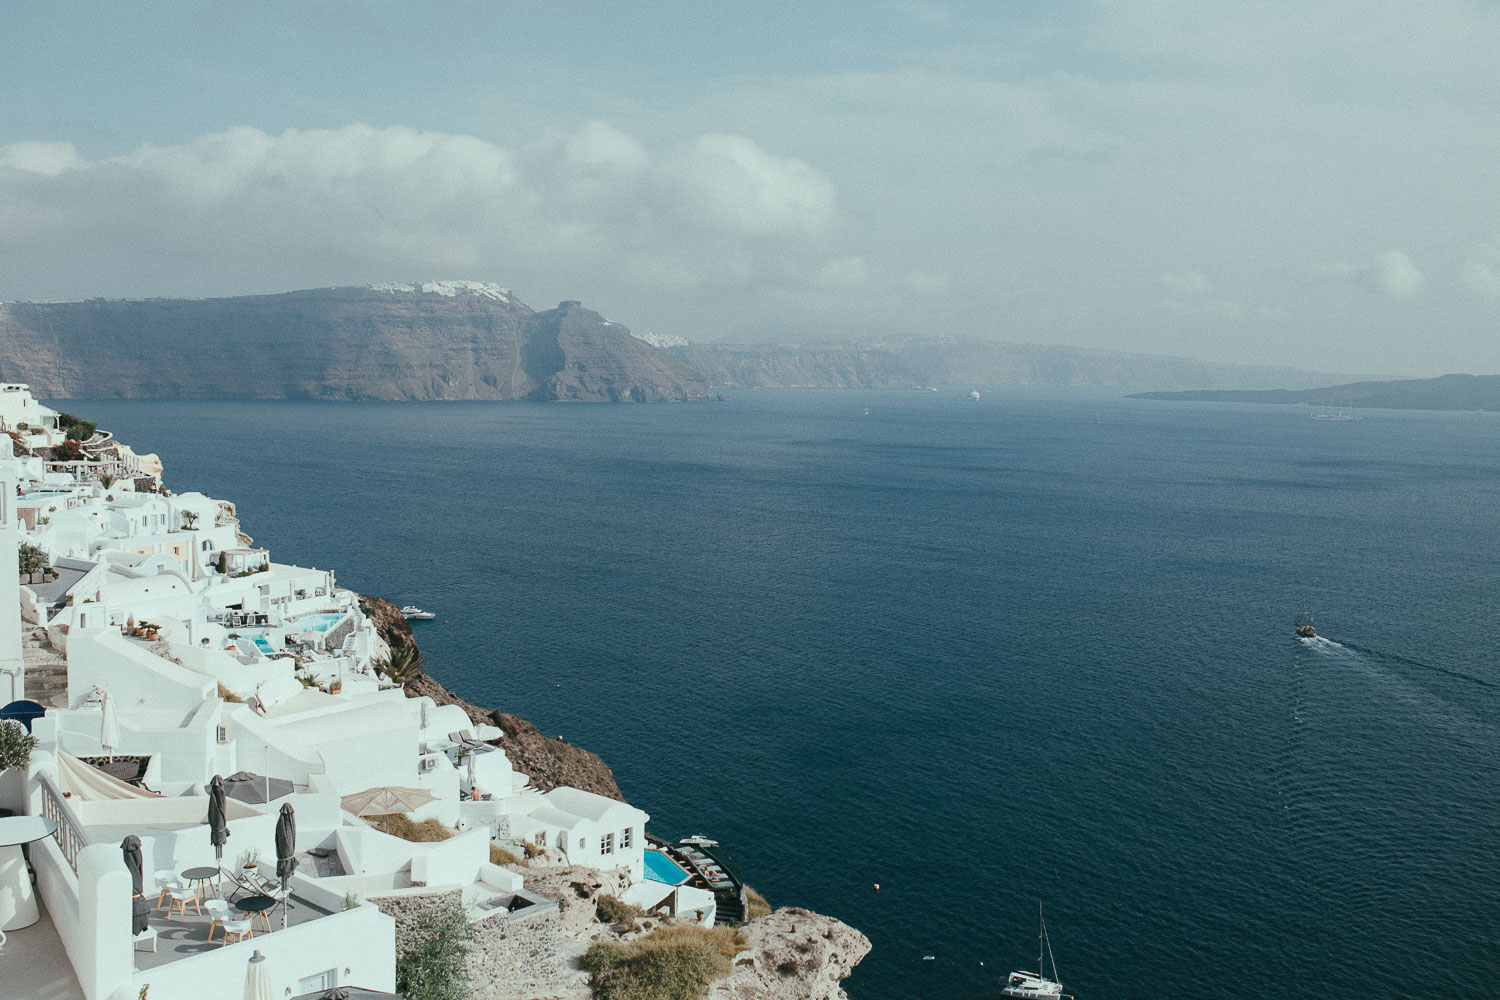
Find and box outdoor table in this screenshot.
[235,893,277,932]
[181,865,220,900]
[0,816,59,930]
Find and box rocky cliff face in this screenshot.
[0,283,710,402]
[362,595,625,800]
[709,908,871,1000]
[669,336,1339,391]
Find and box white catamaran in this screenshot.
[1001,902,1075,1000]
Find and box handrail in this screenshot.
[36,770,89,873]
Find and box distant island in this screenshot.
[1129,373,1500,412]
[2,281,1338,400]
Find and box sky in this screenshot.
[3,1,1500,376]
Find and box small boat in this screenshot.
[1295,608,1316,639]
[400,605,436,620]
[1001,902,1074,1000]
[970,390,981,401]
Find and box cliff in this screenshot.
[671,336,1338,392]
[362,595,625,800]
[0,283,709,402]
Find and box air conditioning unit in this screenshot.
[216,725,229,744]
[420,757,436,772]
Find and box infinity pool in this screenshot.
[644,849,690,885]
[292,613,346,633]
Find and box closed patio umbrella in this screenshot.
[121,835,149,936]
[244,949,272,1000]
[100,689,120,760]
[290,988,403,999]
[209,774,230,866]
[275,802,298,928]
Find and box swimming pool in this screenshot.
[251,635,276,654]
[292,613,346,633]
[644,849,690,885]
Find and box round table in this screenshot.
[0,816,59,931]
[235,893,277,932]
[181,865,220,900]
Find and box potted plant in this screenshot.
[240,848,261,876]
[0,719,39,772]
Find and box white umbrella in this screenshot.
[100,689,120,760]
[244,949,272,1000]
[467,753,479,796]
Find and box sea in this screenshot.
[66,389,1500,1000]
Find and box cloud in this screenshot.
[0,123,845,301]
[1156,269,1240,317]
[1368,250,1425,298]
[1460,238,1500,300]
[900,270,954,295]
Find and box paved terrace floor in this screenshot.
[0,896,87,1000]
[136,883,333,971]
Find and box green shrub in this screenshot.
[396,906,474,1000]
[58,413,96,441]
[580,924,744,1000]
[0,719,39,771]
[594,893,645,926]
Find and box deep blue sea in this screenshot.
[67,389,1500,999]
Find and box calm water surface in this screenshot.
[70,390,1500,999]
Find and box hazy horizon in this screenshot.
[5,3,1500,378]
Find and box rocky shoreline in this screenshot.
[360,595,872,999]
[361,595,625,800]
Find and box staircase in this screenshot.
[22,634,69,707]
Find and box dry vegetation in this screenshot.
[489,845,523,866]
[371,814,454,842]
[745,885,771,919]
[594,893,646,926]
[581,924,746,1000]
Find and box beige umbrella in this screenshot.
[340,785,439,817]
[244,949,272,1000]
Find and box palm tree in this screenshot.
[375,645,426,686]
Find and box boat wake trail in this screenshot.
[1335,641,1492,689]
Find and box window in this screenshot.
[601,833,614,855]
[536,831,547,847]
[621,827,632,849]
[298,970,337,992]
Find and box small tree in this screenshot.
[18,543,48,578]
[99,472,115,488]
[0,719,39,771]
[180,510,199,530]
[396,906,474,1000]
[375,645,426,686]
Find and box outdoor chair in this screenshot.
[132,926,158,953]
[203,899,231,942]
[224,868,279,900]
[219,915,253,947]
[165,885,201,921]
[154,870,182,910]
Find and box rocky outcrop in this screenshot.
[362,595,625,801]
[0,284,710,402]
[708,909,871,1000]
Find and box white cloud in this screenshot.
[1369,250,1426,299]
[1460,238,1500,300]
[900,270,954,295]
[0,123,846,302]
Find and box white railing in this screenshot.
[37,770,89,873]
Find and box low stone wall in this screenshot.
[369,888,567,1000]
[467,898,566,1000]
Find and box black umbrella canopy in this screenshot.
[208,774,230,862]
[289,988,403,1000]
[275,802,298,882]
[121,835,149,936]
[224,770,295,805]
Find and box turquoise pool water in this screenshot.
[251,635,276,654]
[292,613,345,633]
[644,849,689,885]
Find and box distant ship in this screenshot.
[970,390,981,401]
[1295,608,1316,639]
[400,605,436,620]
[1001,903,1074,999]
